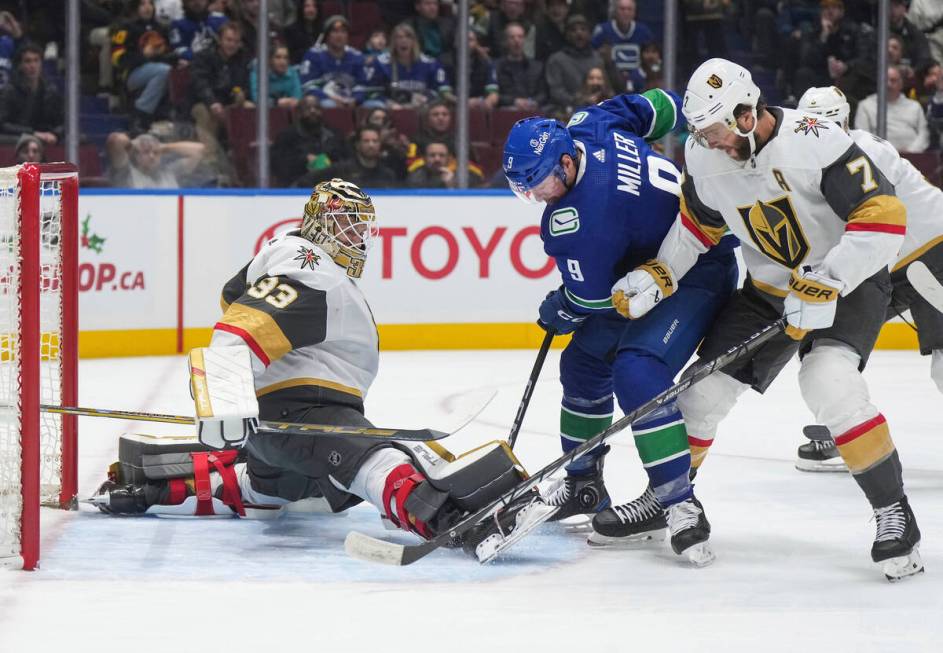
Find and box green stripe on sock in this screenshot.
[634,421,688,465]
[642,88,677,141]
[561,407,612,442]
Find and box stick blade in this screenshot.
[344,531,407,565]
[907,261,943,313]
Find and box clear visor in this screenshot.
[507,163,565,204]
[329,210,379,253]
[687,121,732,148]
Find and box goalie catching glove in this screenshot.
[189,345,259,449]
[611,259,677,319]
[783,266,843,340]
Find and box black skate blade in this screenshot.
[802,424,832,441]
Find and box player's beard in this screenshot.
[728,135,751,161]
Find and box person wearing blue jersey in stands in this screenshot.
[503,89,738,565]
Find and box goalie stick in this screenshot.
[906,261,943,314]
[345,317,788,566]
[39,404,450,441]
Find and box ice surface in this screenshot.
[1,349,941,652]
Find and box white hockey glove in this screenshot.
[611,259,676,319]
[189,346,259,449]
[783,266,843,340]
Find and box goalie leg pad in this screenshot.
[424,441,527,512]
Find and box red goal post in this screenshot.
[0,163,78,571]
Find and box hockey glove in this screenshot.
[538,287,588,334]
[783,266,843,340]
[611,259,676,319]
[189,346,260,449]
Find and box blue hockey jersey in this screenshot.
[365,52,451,103]
[541,89,736,314]
[591,20,656,73]
[169,11,228,60]
[298,44,368,104]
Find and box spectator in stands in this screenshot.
[469,30,499,109]
[113,0,177,133]
[362,106,409,178]
[681,0,729,76]
[535,0,569,62]
[890,0,933,73]
[795,0,876,106]
[313,126,399,188]
[407,99,455,167]
[855,66,929,153]
[0,43,63,146]
[496,21,545,110]
[406,0,457,73]
[105,131,205,188]
[886,35,913,90]
[271,94,347,186]
[284,0,320,63]
[927,63,943,147]
[915,60,942,108]
[170,0,228,61]
[481,0,536,59]
[250,43,302,108]
[909,0,943,68]
[574,66,614,109]
[0,11,22,89]
[189,21,251,183]
[545,14,603,117]
[407,139,483,188]
[363,28,388,65]
[155,0,184,27]
[14,133,43,164]
[230,0,262,58]
[591,0,655,85]
[366,23,452,109]
[299,15,368,107]
[635,41,664,92]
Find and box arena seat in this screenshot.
[320,107,356,135]
[491,108,538,147]
[901,150,941,188]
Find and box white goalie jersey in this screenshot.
[848,129,943,270]
[211,231,379,408]
[659,107,906,297]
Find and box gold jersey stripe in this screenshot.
[892,234,943,272]
[679,195,728,245]
[220,295,230,313]
[749,277,789,298]
[256,377,364,399]
[218,303,292,364]
[847,195,907,229]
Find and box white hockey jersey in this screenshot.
[211,231,379,406]
[849,129,943,270]
[659,107,906,297]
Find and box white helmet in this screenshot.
[683,58,762,153]
[797,86,850,131]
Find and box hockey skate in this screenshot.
[872,496,924,582]
[87,480,151,515]
[795,425,847,473]
[461,489,558,563]
[544,447,611,523]
[667,495,715,567]
[588,485,667,547]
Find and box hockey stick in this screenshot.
[507,328,555,449]
[906,261,943,314]
[345,317,788,565]
[38,404,450,441]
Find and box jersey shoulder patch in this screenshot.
[248,234,345,292]
[548,206,580,236]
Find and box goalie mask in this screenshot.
[301,178,378,278]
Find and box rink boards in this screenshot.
[75,189,918,358]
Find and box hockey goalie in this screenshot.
[89,178,550,562]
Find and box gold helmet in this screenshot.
[300,178,377,278]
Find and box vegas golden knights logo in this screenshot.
[736,195,809,268]
[707,74,723,89]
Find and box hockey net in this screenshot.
[0,164,78,570]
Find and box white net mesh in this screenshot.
[0,168,66,560]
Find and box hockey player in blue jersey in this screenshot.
[503,89,738,564]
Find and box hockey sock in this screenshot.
[632,401,693,506]
[688,435,713,470]
[833,414,904,509]
[560,399,613,475]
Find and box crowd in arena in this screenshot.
[0,0,940,188]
